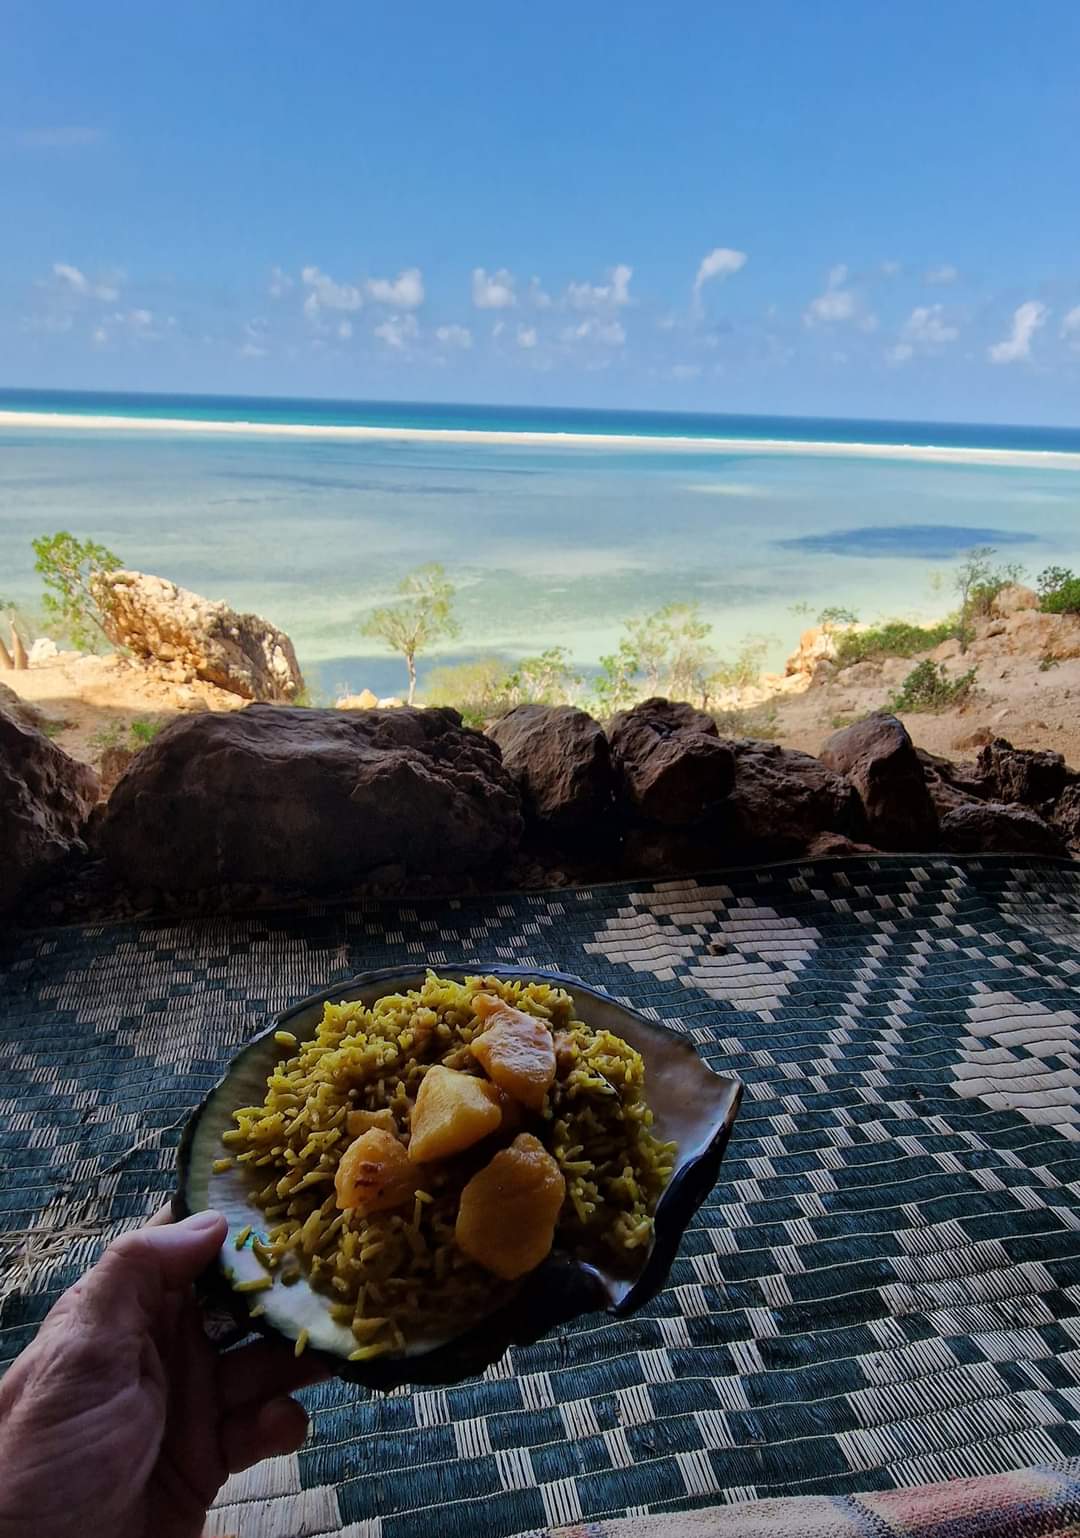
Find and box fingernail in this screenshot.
[188,1209,225,1230]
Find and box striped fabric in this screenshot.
[5,853,1080,1537]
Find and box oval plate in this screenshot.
[176,965,742,1389]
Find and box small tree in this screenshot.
[503,647,581,708]
[951,547,1024,651]
[32,531,122,651]
[360,563,459,704]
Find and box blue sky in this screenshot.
[3,0,1080,423]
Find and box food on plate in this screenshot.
[222,972,675,1358]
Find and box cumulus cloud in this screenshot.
[517,325,538,349]
[366,267,424,309]
[337,319,353,340]
[435,323,472,350]
[988,300,1048,364]
[803,263,875,331]
[905,304,959,345]
[528,277,553,309]
[472,267,516,308]
[1061,306,1080,348]
[374,313,419,350]
[19,126,102,148]
[301,265,363,320]
[692,247,747,313]
[925,263,959,285]
[563,317,625,346]
[567,263,632,311]
[52,262,119,302]
[95,309,175,345]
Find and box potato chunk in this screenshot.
[345,1107,398,1138]
[408,1064,503,1163]
[468,996,556,1112]
[335,1127,416,1215]
[455,1132,566,1280]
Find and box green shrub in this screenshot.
[835,617,956,666]
[1037,567,1080,615]
[888,660,977,713]
[32,531,122,651]
[129,718,163,746]
[818,606,859,628]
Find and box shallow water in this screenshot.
[2,408,1080,700]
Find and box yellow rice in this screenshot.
[224,972,675,1356]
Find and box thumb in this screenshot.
[78,1211,228,1329]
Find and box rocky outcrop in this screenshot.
[724,740,865,857]
[991,583,1039,617]
[101,705,523,895]
[785,625,840,678]
[488,705,614,835]
[94,570,304,702]
[609,698,734,826]
[976,738,1066,808]
[820,713,938,850]
[336,689,379,710]
[0,682,45,733]
[0,704,99,912]
[917,748,990,817]
[939,801,1066,857]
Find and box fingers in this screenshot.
[218,1337,331,1411]
[79,1212,228,1329]
[220,1396,310,1474]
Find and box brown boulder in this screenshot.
[1004,609,1080,661]
[939,800,1066,857]
[487,705,614,834]
[976,738,1066,807]
[991,583,1039,617]
[1051,784,1080,848]
[724,740,866,857]
[95,569,304,702]
[608,698,734,826]
[0,682,46,733]
[0,705,100,912]
[101,704,523,894]
[820,713,938,850]
[916,748,990,818]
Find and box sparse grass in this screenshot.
[128,717,163,746]
[89,721,126,753]
[889,660,977,713]
[835,617,957,667]
[39,718,66,739]
[829,711,867,730]
[713,703,781,739]
[1039,654,1061,672]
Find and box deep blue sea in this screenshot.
[2,388,1079,698]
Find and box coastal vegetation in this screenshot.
[360,562,459,705]
[888,660,977,713]
[32,531,120,652]
[1038,567,1080,615]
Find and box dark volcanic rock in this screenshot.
[609,698,734,826]
[939,800,1066,856]
[724,740,866,857]
[1050,783,1080,848]
[916,748,991,818]
[487,705,614,834]
[977,738,1067,808]
[820,713,938,850]
[0,705,100,913]
[101,705,523,894]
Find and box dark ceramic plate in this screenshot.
[176,965,741,1389]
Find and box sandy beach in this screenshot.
[4,409,1080,470]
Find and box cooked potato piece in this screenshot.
[335,1127,416,1215]
[408,1064,503,1163]
[455,1133,566,1280]
[469,996,556,1112]
[345,1107,398,1138]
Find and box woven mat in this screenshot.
[6,856,1080,1538]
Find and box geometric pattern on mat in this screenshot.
[5,854,1080,1537]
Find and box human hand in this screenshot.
[0,1208,327,1538]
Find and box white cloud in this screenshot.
[1061,306,1080,348]
[268,266,293,298]
[517,325,538,349]
[472,267,516,308]
[18,126,102,148]
[925,263,959,285]
[988,300,1048,364]
[374,313,419,350]
[528,277,553,309]
[692,247,747,313]
[52,262,119,302]
[906,304,958,345]
[886,342,914,366]
[563,317,625,346]
[366,267,424,309]
[803,263,875,331]
[300,265,363,320]
[435,323,473,350]
[337,319,353,340]
[92,326,108,346]
[567,263,633,311]
[880,260,902,277]
[96,308,173,343]
[240,341,267,358]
